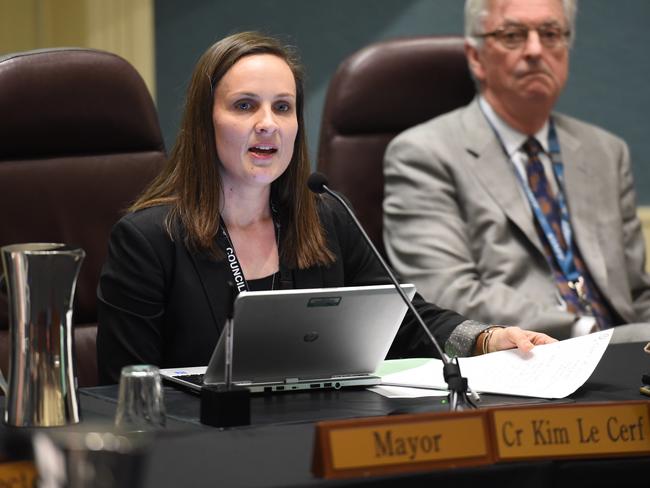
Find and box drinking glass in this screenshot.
[114,365,166,431]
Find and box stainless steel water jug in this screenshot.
[0,243,85,426]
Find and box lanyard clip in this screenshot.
[568,276,591,311]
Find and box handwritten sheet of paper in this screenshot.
[379,329,613,399]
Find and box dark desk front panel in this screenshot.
[2,342,649,487]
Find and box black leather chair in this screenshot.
[0,48,166,386]
[317,36,475,258]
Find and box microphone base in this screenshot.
[200,384,251,428]
[443,357,478,411]
[447,390,479,411]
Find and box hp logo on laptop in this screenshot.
[303,331,319,342]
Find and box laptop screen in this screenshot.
[203,284,416,385]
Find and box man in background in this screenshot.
[383,0,650,339]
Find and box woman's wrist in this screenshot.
[474,326,505,355]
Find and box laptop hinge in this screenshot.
[331,373,370,379]
[284,378,300,384]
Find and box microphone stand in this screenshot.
[199,281,251,427]
[316,181,477,411]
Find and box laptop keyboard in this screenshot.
[175,373,204,386]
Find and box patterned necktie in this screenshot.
[522,137,613,329]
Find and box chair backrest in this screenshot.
[0,48,166,386]
[317,36,475,258]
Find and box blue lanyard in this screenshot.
[516,122,579,282]
[481,108,580,283]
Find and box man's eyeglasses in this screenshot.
[477,24,570,50]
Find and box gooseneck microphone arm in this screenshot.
[308,173,446,360]
[307,172,477,411]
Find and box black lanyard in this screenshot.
[219,204,282,295]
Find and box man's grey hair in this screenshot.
[464,0,577,48]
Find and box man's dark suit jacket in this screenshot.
[97,195,466,383]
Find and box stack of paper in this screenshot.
[375,329,613,399]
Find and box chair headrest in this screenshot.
[0,48,164,159]
[322,36,475,135]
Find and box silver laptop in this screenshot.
[160,283,416,393]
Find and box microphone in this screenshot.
[307,172,328,194]
[307,172,477,411]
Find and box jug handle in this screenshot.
[0,273,6,393]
